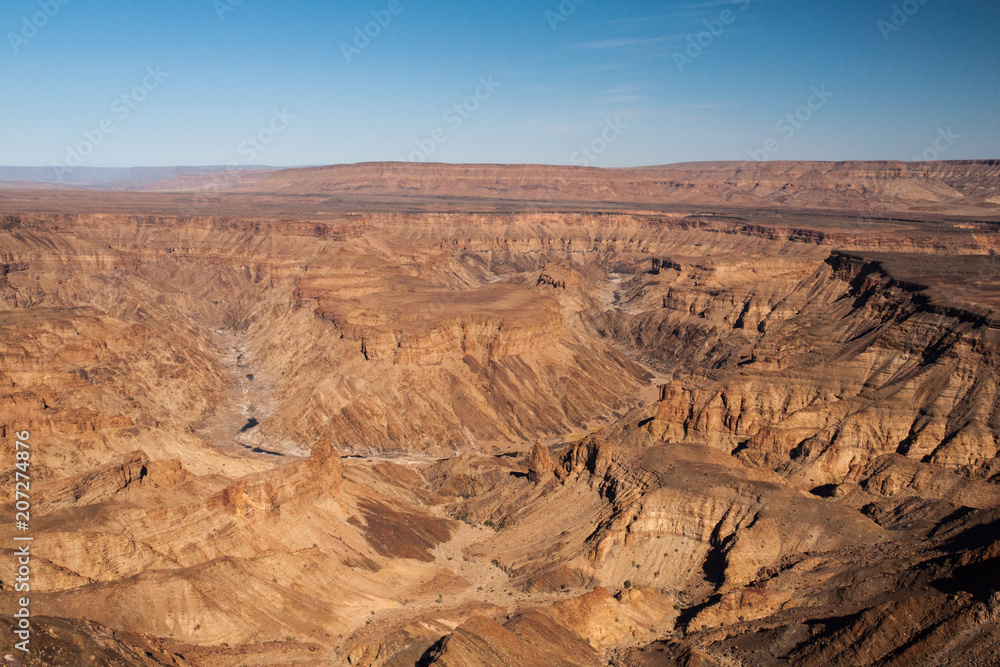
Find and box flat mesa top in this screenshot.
[0,159,997,223]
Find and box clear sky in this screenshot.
[2,0,998,168]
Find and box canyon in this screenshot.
[1,160,999,665]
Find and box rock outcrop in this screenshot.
[307,435,345,488]
[31,450,148,516]
[527,441,556,484]
[425,611,602,667]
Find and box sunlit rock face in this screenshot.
[2,160,1000,665]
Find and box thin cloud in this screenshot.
[576,36,684,49]
[505,62,628,78]
[599,95,642,104]
[672,0,762,10]
[606,1,762,25]
[671,101,744,110]
[666,100,744,121]
[661,0,763,23]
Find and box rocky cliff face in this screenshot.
[0,212,659,456]
[603,249,1000,495]
[1,165,1000,665]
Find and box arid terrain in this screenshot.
[2,160,1000,666]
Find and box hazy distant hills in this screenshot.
[223,160,1000,216]
[2,160,999,216]
[0,165,278,190]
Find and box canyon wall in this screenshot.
[1,178,999,664]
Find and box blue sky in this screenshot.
[2,0,998,168]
